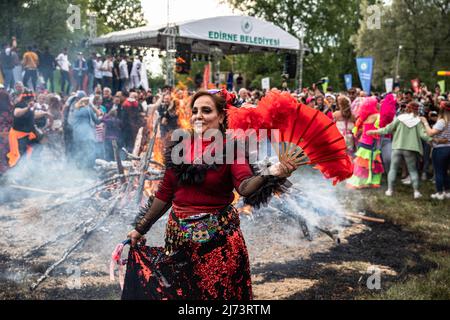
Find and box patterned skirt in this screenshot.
[347,142,384,189]
[121,205,253,300]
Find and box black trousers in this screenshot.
[60,70,70,95]
[41,69,55,92]
[103,77,113,90]
[23,69,38,91]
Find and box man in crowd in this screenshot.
[113,54,121,94]
[94,54,103,90]
[236,88,249,107]
[102,87,114,112]
[22,46,39,92]
[130,56,142,89]
[11,82,25,105]
[119,55,129,92]
[157,93,179,139]
[102,55,114,90]
[56,48,71,95]
[39,47,56,93]
[73,52,88,91]
[87,53,96,95]
[1,43,15,91]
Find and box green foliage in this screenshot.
[353,0,450,89]
[224,0,363,90]
[0,0,146,55]
[88,0,147,32]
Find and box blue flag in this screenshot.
[344,74,353,90]
[356,57,374,94]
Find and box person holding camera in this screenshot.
[7,90,51,168]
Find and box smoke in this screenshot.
[240,161,348,248]
[0,138,350,294]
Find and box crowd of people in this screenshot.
[1,43,449,200]
[0,40,145,96]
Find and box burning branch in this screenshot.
[135,119,161,206]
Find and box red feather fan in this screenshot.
[227,90,353,185]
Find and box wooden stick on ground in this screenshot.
[29,186,126,292]
[9,185,68,195]
[112,140,125,183]
[346,213,385,223]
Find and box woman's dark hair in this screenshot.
[189,90,228,131]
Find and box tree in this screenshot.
[223,0,363,90]
[352,0,450,89]
[88,0,147,32]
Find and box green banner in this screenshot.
[322,77,329,92]
[438,80,446,93]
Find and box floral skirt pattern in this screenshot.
[121,206,253,300]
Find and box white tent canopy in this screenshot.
[90,15,303,55]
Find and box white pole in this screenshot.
[395,45,402,81]
[297,26,305,91]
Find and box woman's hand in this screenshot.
[420,116,428,124]
[433,137,448,144]
[127,229,145,247]
[269,159,299,178]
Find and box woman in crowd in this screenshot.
[92,94,106,160]
[421,101,450,200]
[45,95,64,158]
[124,90,298,300]
[0,89,14,175]
[378,93,397,175]
[347,97,384,189]
[101,106,122,162]
[333,95,355,157]
[71,97,102,169]
[367,102,432,199]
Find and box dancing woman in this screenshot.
[346,97,384,189]
[124,90,298,300]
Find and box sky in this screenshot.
[141,0,242,75]
[141,0,240,27]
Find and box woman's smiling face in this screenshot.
[191,95,224,135]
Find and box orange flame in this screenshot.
[173,89,192,130]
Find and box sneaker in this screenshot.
[445,192,450,199]
[402,176,411,185]
[414,191,422,199]
[431,193,445,200]
[385,189,393,197]
[421,172,427,181]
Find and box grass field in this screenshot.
[342,179,450,300]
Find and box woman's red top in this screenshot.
[155,162,253,218]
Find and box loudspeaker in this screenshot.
[284,53,297,79]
